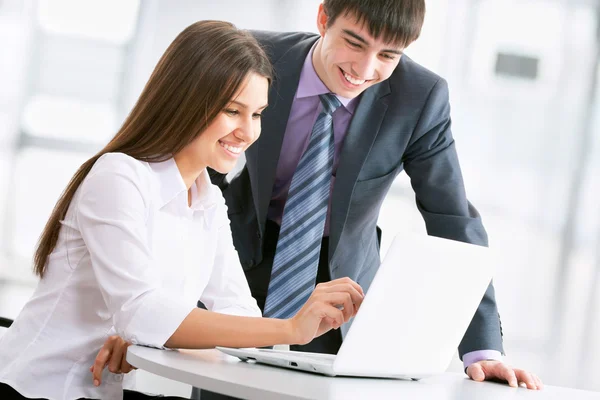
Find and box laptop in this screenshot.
[218,232,493,379]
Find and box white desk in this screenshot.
[127,345,600,400]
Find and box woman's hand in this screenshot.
[288,277,364,345]
[90,335,136,386]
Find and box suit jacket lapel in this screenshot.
[329,81,391,261]
[246,37,319,231]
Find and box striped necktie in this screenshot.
[263,93,342,319]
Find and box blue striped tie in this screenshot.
[263,93,342,319]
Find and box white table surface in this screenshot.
[127,345,600,400]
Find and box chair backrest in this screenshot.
[0,317,12,337]
[0,317,11,339]
[0,316,13,328]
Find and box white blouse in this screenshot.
[0,153,261,400]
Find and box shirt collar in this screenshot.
[295,40,359,114]
[148,158,220,227]
[148,158,187,208]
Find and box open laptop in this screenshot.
[218,232,493,379]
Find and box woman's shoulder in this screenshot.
[83,152,154,197]
[91,152,148,175]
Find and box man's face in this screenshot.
[313,5,404,99]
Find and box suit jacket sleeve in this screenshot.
[403,78,505,358]
[207,167,229,192]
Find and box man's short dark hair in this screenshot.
[322,0,426,49]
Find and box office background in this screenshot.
[0,0,598,396]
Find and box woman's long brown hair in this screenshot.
[33,21,272,277]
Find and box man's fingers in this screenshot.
[121,363,137,374]
[467,363,486,382]
[469,361,542,390]
[494,363,518,388]
[471,361,516,387]
[108,338,126,374]
[532,373,544,390]
[92,345,113,385]
[515,369,537,390]
[120,343,136,373]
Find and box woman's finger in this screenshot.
[319,277,363,296]
[314,292,355,323]
[320,283,364,309]
[315,302,345,328]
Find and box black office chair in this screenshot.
[0,316,13,328]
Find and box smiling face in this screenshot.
[181,72,269,174]
[312,4,404,99]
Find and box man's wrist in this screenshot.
[463,350,503,372]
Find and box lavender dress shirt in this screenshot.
[264,41,501,370]
[266,43,358,235]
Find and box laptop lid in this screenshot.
[332,232,493,377]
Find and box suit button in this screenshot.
[249,259,255,267]
[256,230,262,239]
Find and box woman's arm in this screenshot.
[164,308,290,349]
[166,277,363,349]
[91,278,364,385]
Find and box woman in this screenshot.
[0,20,363,400]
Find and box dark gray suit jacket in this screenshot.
[211,31,504,359]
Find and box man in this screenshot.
[95,0,543,395]
[208,0,542,390]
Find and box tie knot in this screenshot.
[319,93,342,115]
